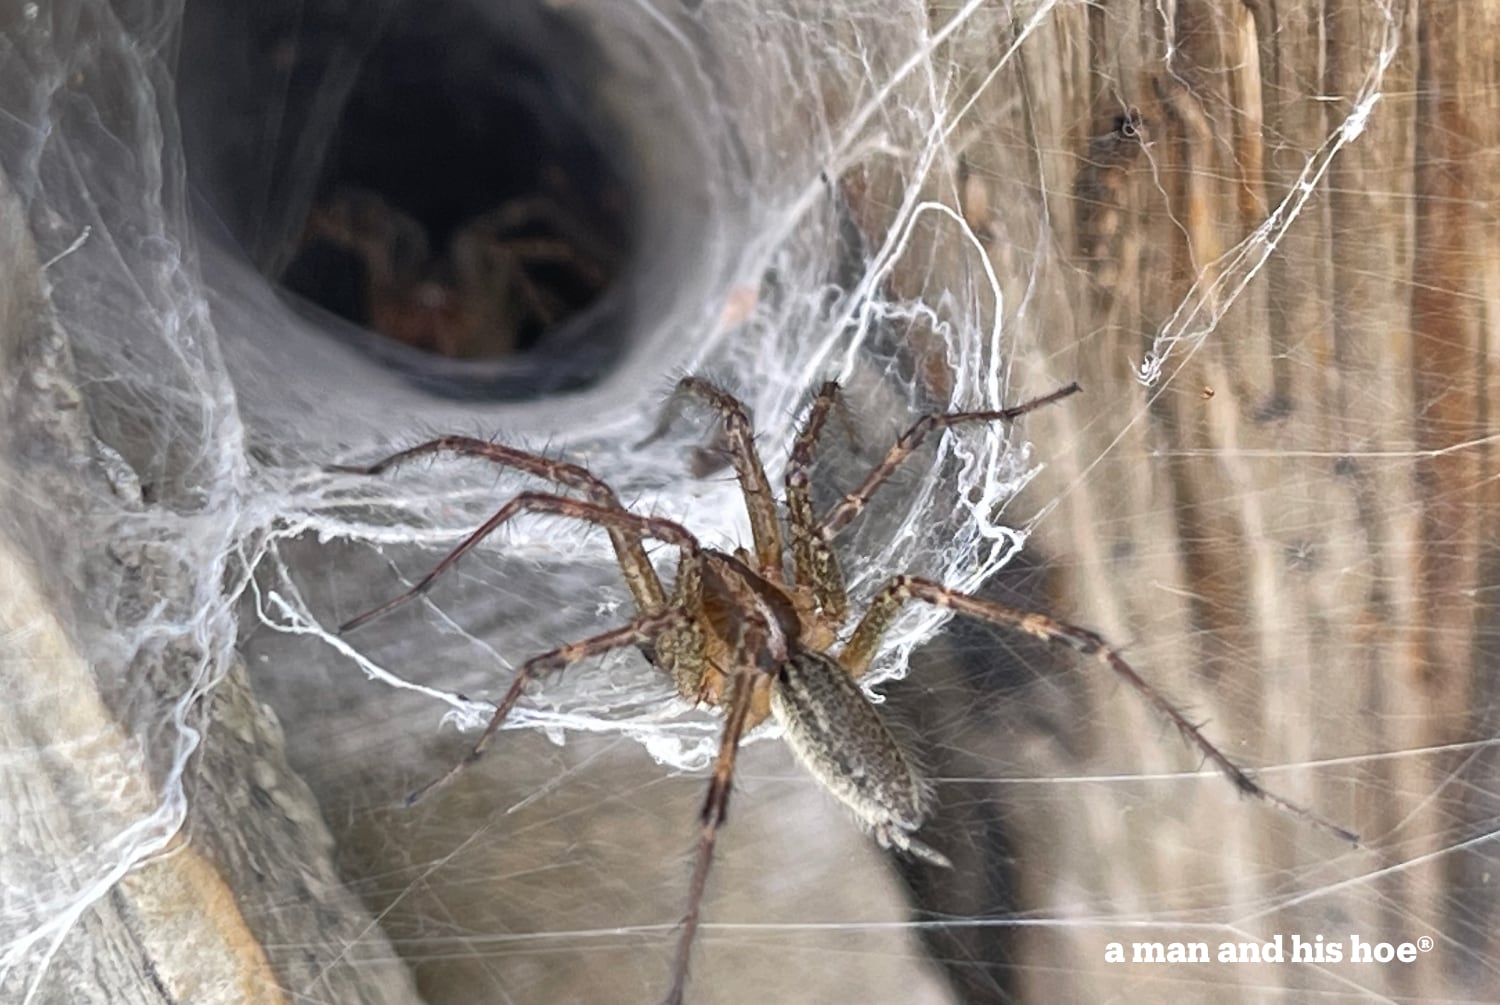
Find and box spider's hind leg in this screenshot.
[840,575,1359,844]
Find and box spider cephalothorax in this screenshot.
[335,375,1354,1004]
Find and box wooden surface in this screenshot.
[4,2,1498,1003]
[919,2,1499,1000]
[0,174,424,1004]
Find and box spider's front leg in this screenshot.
[784,382,850,619]
[840,575,1360,845]
[782,380,1084,622]
[330,437,668,616]
[637,376,785,582]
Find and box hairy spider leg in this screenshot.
[332,442,670,622]
[839,575,1360,845]
[817,381,1083,542]
[664,675,754,1005]
[642,541,789,1001]
[404,607,692,806]
[638,376,786,582]
[783,381,850,619]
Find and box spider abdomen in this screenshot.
[770,649,951,868]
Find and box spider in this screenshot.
[297,187,613,358]
[334,376,1356,1004]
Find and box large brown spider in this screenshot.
[335,376,1356,1004]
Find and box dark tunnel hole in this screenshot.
[180,0,639,396]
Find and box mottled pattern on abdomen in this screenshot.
[770,649,929,836]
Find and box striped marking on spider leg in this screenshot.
[340,493,700,633]
[666,669,759,1005]
[403,608,690,807]
[855,576,1359,845]
[330,436,668,612]
[818,382,1083,541]
[330,437,632,510]
[642,376,785,581]
[785,382,849,618]
[657,549,707,697]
